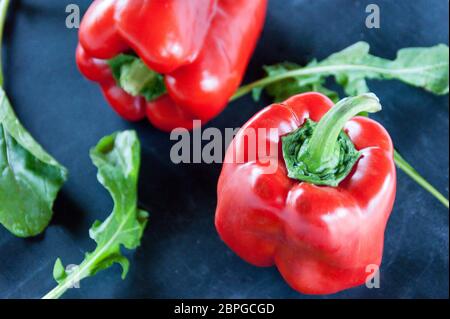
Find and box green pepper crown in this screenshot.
[107,54,166,101]
[282,93,382,187]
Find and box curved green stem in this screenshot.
[282,94,382,186]
[0,0,10,86]
[303,93,381,172]
[394,150,449,208]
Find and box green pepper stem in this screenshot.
[301,93,382,172]
[120,59,156,96]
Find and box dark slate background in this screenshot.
[0,0,448,299]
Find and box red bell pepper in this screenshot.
[76,0,267,131]
[215,92,397,294]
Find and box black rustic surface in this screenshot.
[0,0,448,298]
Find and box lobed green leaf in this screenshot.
[45,130,148,299]
[255,42,449,102]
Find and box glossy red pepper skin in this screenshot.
[215,92,397,295]
[76,0,267,131]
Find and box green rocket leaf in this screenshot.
[0,89,68,237]
[0,0,67,237]
[251,42,449,102]
[43,130,149,299]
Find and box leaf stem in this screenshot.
[394,150,449,208]
[42,209,133,299]
[0,0,11,86]
[42,261,90,299]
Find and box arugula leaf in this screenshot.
[0,0,67,237]
[251,42,449,102]
[0,88,68,237]
[43,130,149,299]
[108,54,166,101]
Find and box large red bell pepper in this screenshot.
[215,92,397,294]
[76,0,267,131]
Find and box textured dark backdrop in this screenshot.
[0,0,448,298]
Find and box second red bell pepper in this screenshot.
[215,92,397,294]
[76,0,267,131]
